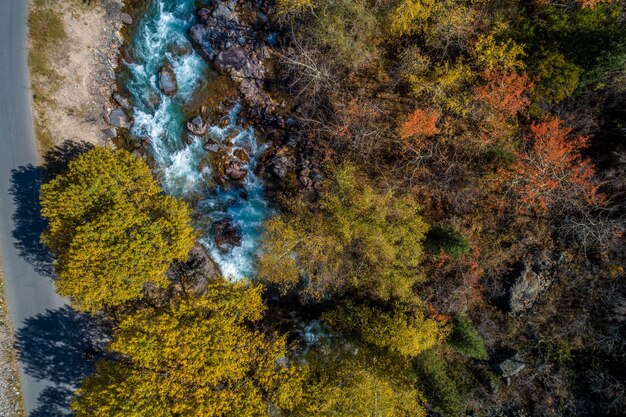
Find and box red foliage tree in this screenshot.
[474,71,533,143]
[398,108,440,155]
[505,117,604,213]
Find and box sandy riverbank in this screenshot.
[29,0,128,153]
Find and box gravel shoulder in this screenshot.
[0,261,25,417]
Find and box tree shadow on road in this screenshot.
[14,305,109,416]
[28,386,74,417]
[9,141,94,277]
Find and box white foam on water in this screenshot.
[125,0,273,279]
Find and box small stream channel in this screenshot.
[121,0,272,278]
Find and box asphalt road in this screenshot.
[0,1,92,415]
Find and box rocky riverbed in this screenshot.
[107,0,298,278]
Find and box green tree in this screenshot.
[40,147,196,313]
[532,51,582,105]
[72,279,304,417]
[447,314,487,359]
[425,224,470,259]
[415,350,462,417]
[258,164,429,301]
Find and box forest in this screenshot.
[36,0,625,416]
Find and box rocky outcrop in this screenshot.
[187,1,273,110]
[167,244,222,296]
[112,92,132,110]
[507,251,564,314]
[494,352,526,385]
[266,154,293,179]
[225,160,247,181]
[158,65,178,96]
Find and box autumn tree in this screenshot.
[473,70,532,142]
[322,301,447,357]
[40,147,196,313]
[290,332,428,417]
[257,164,429,301]
[72,279,304,417]
[504,117,603,213]
[398,107,440,154]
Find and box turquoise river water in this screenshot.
[123,0,271,278]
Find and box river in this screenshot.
[122,0,271,278]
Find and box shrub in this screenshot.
[447,314,488,359]
[425,224,470,259]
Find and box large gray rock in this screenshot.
[109,108,132,129]
[187,244,221,280]
[507,252,563,313]
[214,47,247,73]
[120,13,133,25]
[188,24,214,60]
[495,353,526,379]
[204,141,220,153]
[112,92,132,110]
[266,154,291,179]
[158,65,178,96]
[99,127,117,140]
[225,161,247,181]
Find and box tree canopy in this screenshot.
[40,147,196,312]
[258,164,429,301]
[72,279,304,417]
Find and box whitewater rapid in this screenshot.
[124,0,271,278]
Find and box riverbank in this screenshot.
[28,0,128,153]
[0,261,24,417]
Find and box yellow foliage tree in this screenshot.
[388,0,440,36]
[472,33,526,73]
[401,47,475,113]
[72,279,305,417]
[257,164,429,301]
[322,302,448,357]
[40,147,196,313]
[289,333,427,417]
[276,0,315,16]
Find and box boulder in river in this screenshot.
[187,115,208,136]
[158,65,178,96]
[109,108,132,129]
[204,141,220,153]
[225,160,247,181]
[212,219,242,252]
[120,13,133,25]
[112,92,132,110]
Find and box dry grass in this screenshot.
[28,4,67,152]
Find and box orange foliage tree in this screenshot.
[504,117,604,213]
[398,108,440,154]
[474,71,531,122]
[473,71,532,144]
